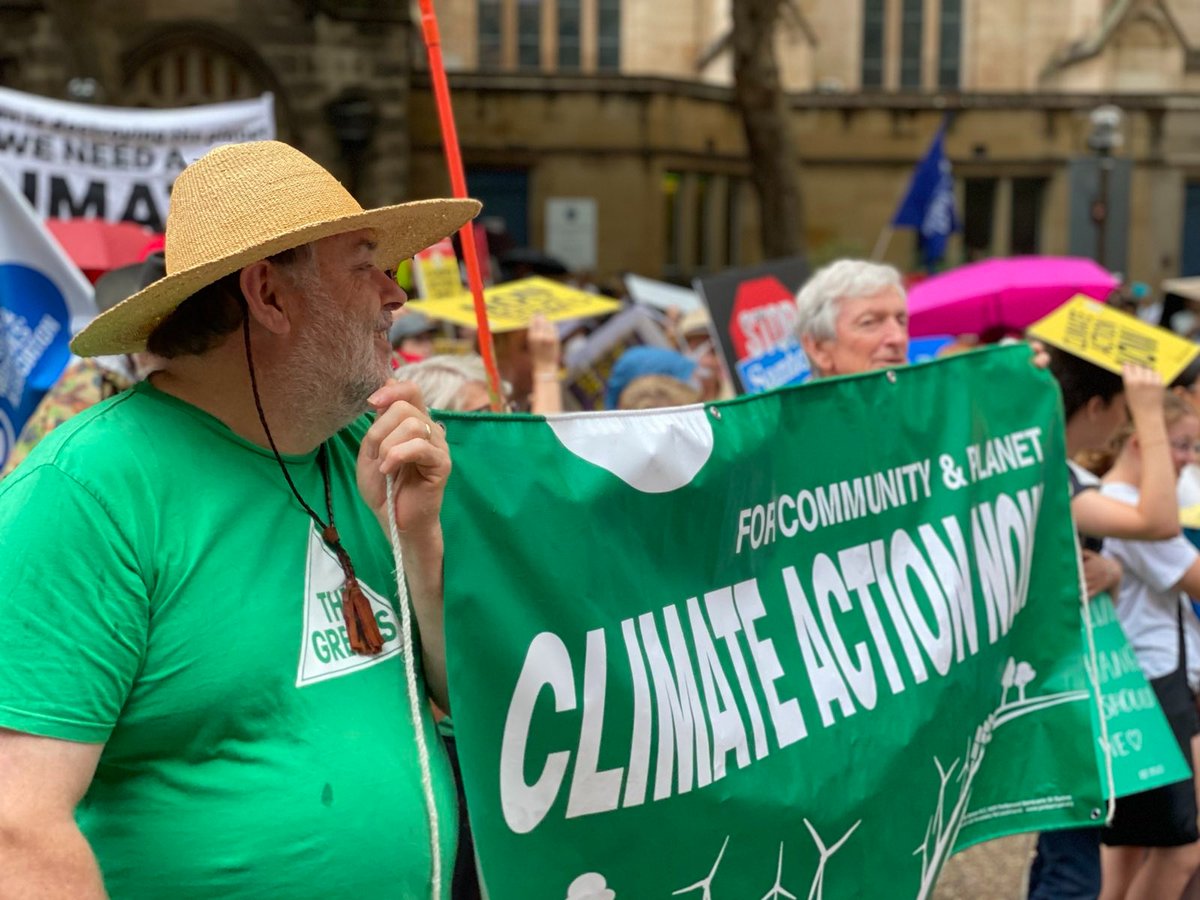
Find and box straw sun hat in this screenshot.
[70,140,480,357]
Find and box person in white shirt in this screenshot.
[1097,392,1200,900]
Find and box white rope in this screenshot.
[386,472,443,900]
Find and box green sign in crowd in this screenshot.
[438,346,1181,899]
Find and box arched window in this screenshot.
[121,26,281,112]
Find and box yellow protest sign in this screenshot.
[1028,295,1200,384]
[413,238,464,301]
[407,277,620,333]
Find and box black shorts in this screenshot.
[1102,667,1200,848]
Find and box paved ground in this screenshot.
[932,834,1035,900]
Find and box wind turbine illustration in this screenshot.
[758,843,797,900]
[803,819,861,900]
[672,836,730,900]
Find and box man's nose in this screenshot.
[380,268,407,311]
[882,318,907,345]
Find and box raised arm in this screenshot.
[0,730,106,899]
[1074,365,1178,541]
[1073,489,1180,542]
[527,314,564,416]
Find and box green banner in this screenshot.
[1088,593,1190,797]
[440,346,1107,900]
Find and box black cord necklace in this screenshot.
[241,314,384,655]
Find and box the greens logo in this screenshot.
[296,526,402,687]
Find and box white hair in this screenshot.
[794,259,905,343]
[396,354,508,411]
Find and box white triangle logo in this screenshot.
[296,525,404,687]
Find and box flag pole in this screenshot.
[871,226,894,262]
[417,0,504,411]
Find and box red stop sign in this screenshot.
[729,276,800,360]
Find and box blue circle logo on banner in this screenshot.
[0,262,72,462]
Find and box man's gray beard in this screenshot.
[283,301,388,433]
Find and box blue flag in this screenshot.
[0,175,95,468]
[892,123,960,267]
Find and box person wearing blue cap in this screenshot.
[605,345,707,409]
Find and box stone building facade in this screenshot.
[0,0,412,209]
[413,0,1200,288]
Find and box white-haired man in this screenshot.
[794,258,1053,381]
[794,258,909,378]
[0,141,478,898]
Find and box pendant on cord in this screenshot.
[323,524,386,656]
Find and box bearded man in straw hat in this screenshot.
[0,141,478,898]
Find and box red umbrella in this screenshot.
[907,256,1119,338]
[44,218,161,283]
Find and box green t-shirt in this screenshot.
[0,381,457,898]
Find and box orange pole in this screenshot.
[417,0,504,410]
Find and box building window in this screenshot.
[694,174,712,271]
[123,40,265,107]
[963,176,1047,258]
[863,0,961,91]
[517,0,541,70]
[963,177,996,259]
[663,171,742,278]
[663,171,682,271]
[861,0,885,89]
[597,0,620,71]
[1182,181,1200,276]
[726,178,743,267]
[1010,178,1046,256]
[557,0,581,70]
[938,0,962,89]
[899,0,923,90]
[478,0,503,69]
[477,0,616,73]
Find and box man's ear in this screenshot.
[801,333,832,377]
[240,260,291,336]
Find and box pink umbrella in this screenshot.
[907,256,1119,338]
